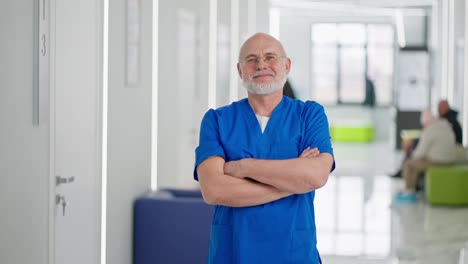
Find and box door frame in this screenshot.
[47,0,105,263]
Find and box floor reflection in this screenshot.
[316,175,392,258]
[316,142,468,264]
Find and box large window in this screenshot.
[311,23,394,106]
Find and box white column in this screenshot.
[208,0,217,109]
[463,0,468,145]
[229,0,239,103]
[430,0,440,107]
[447,0,455,103]
[441,0,449,99]
[101,0,109,262]
[247,0,256,35]
[440,0,456,103]
[269,8,280,40]
[151,0,158,190]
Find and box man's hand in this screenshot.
[197,156,292,207]
[402,138,415,153]
[299,146,320,158]
[224,159,243,178]
[225,147,320,178]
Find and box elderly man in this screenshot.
[438,99,463,144]
[194,33,335,263]
[395,109,458,202]
[390,99,463,179]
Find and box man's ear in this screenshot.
[237,63,243,78]
[285,57,291,75]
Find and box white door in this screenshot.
[50,0,102,263]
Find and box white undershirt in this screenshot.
[255,114,270,133]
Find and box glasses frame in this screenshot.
[239,53,286,66]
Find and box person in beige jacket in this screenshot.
[396,109,457,201]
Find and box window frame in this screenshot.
[310,23,395,107]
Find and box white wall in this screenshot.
[404,14,427,47]
[106,0,153,263]
[0,1,49,264]
[157,0,209,189]
[279,16,313,99]
[255,0,270,34]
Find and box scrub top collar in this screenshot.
[242,96,288,136]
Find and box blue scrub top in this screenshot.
[194,96,335,264]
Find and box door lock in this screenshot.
[56,175,75,186]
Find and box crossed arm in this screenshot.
[197,147,334,207]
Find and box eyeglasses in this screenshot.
[240,54,285,66]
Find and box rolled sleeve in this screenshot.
[194,109,226,181]
[302,102,336,172]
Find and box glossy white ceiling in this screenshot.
[270,0,432,8]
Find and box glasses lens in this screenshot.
[243,54,281,65]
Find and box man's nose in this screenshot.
[256,57,268,68]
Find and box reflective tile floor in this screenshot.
[316,142,468,264]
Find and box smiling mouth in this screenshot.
[252,76,274,84]
[253,73,274,79]
[253,70,275,78]
[254,75,272,78]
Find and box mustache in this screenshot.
[253,70,275,77]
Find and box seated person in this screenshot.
[391,100,463,178]
[395,109,458,202]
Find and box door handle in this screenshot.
[55,194,67,216]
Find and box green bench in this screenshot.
[425,165,468,206]
[330,125,375,143]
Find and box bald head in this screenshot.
[438,100,450,116]
[420,108,435,127]
[236,32,291,96]
[238,33,287,61]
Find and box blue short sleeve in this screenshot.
[302,101,336,172]
[193,109,226,181]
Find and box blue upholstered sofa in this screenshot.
[133,189,213,264]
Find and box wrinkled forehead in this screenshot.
[239,35,286,59]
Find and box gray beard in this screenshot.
[242,76,287,95]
